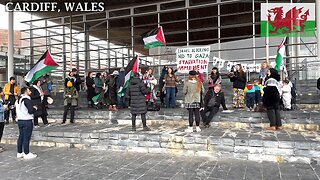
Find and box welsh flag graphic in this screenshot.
[261,3,315,37]
[25,50,59,83]
[117,55,139,96]
[142,26,166,49]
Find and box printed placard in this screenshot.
[176,46,210,73]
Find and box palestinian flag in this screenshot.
[142,26,166,49]
[274,37,286,71]
[260,3,315,37]
[25,50,59,83]
[117,55,139,96]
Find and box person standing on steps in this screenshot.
[62,81,78,124]
[30,80,50,128]
[16,87,38,159]
[263,68,282,131]
[0,87,6,153]
[128,73,151,131]
[3,77,19,124]
[227,64,246,109]
[86,71,95,108]
[184,70,204,133]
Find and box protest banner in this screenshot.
[176,46,210,73]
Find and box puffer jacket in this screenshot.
[63,87,79,106]
[128,76,149,115]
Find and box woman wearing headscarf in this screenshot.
[263,68,282,131]
[184,70,204,133]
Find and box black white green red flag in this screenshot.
[24,50,59,83]
[142,26,166,49]
[117,55,139,96]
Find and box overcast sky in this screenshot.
[0,4,31,30]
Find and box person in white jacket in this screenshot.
[281,79,292,110]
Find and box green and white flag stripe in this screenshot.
[260,3,315,37]
[275,37,286,71]
[25,50,59,83]
[117,56,139,96]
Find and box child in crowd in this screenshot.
[282,79,292,110]
[62,81,78,124]
[253,79,263,105]
[244,81,255,111]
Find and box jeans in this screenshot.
[188,108,200,127]
[245,92,255,109]
[200,106,219,125]
[17,120,33,154]
[0,122,4,142]
[63,103,75,123]
[117,95,126,108]
[266,105,282,127]
[165,87,176,108]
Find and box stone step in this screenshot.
[2,123,319,164]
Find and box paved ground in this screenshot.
[0,145,319,180]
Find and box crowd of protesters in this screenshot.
[0,61,300,157]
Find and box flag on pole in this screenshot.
[25,50,59,83]
[142,26,166,49]
[117,55,139,96]
[274,37,286,71]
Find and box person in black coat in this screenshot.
[200,84,228,128]
[263,68,282,131]
[86,71,95,108]
[30,80,49,127]
[228,64,246,109]
[64,68,84,92]
[128,73,151,131]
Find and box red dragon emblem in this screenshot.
[267,6,309,34]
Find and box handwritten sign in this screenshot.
[176,46,210,73]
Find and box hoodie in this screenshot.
[244,83,255,94]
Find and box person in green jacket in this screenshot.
[62,81,78,124]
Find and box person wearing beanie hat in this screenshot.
[263,68,282,131]
[0,87,5,153]
[62,81,78,124]
[184,70,204,133]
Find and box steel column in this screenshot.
[7,8,14,81]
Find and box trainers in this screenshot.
[143,126,151,131]
[23,152,37,159]
[34,125,40,129]
[196,126,201,132]
[44,123,51,127]
[185,126,193,133]
[17,152,25,158]
[0,147,5,153]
